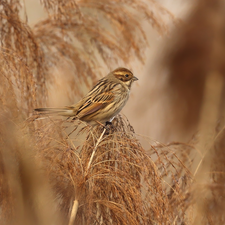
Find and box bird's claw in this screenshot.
[104,121,114,135]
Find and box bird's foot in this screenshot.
[105,121,112,126]
[104,121,114,135]
[95,121,114,135]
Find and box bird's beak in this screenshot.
[133,76,138,81]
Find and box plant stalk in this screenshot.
[68,199,79,225]
[86,128,106,173]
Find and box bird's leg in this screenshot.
[106,119,115,129]
[106,121,114,129]
[94,120,111,134]
[105,121,116,135]
[95,121,114,135]
[105,121,112,126]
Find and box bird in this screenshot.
[35,67,138,126]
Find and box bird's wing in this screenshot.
[76,91,114,118]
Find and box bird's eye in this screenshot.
[125,74,129,78]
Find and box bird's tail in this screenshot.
[34,107,75,117]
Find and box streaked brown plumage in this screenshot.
[35,67,138,125]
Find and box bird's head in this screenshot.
[112,67,138,89]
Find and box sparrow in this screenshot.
[35,67,138,125]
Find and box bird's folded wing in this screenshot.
[76,91,114,118]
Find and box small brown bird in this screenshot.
[35,67,138,125]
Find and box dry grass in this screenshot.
[1,0,225,224]
[27,114,193,224]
